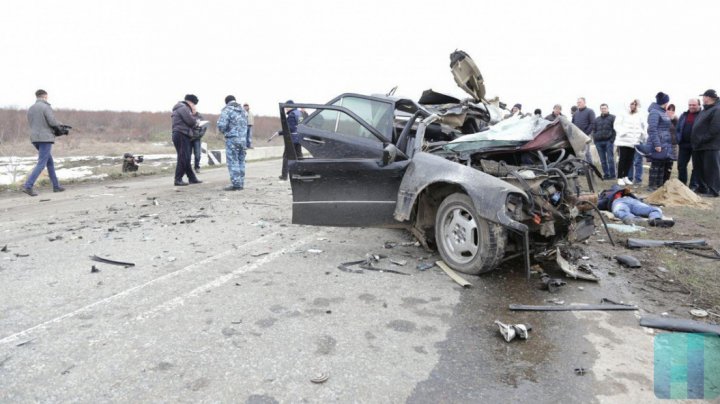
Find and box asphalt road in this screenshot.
[1,159,662,403]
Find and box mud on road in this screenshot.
[0,160,718,402]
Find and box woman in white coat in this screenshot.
[614,99,648,186]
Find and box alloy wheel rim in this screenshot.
[441,207,479,264]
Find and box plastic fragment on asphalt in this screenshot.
[436,261,472,288]
[90,255,135,267]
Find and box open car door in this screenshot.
[278,102,409,227]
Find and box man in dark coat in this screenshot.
[591,103,616,179]
[676,98,701,187]
[171,94,202,186]
[572,97,596,163]
[23,89,65,196]
[690,89,720,197]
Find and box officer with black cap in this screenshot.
[690,89,720,197]
[171,94,202,186]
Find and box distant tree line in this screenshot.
[0,108,280,145]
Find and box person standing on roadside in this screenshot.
[217,95,248,191]
[189,105,206,173]
[243,103,254,149]
[591,103,616,180]
[279,100,302,181]
[22,89,65,196]
[545,104,563,121]
[690,89,720,197]
[676,98,702,188]
[171,94,202,186]
[645,92,675,191]
[614,99,647,186]
[572,97,596,164]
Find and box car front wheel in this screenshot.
[435,193,506,275]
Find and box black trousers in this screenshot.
[281,143,303,179]
[172,132,199,183]
[617,146,635,179]
[649,159,673,188]
[677,145,697,187]
[693,149,720,196]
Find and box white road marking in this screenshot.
[0,230,298,346]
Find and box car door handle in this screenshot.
[304,137,325,144]
[292,174,321,181]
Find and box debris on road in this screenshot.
[250,252,270,257]
[47,235,63,242]
[14,253,29,258]
[627,238,720,260]
[605,223,646,233]
[416,262,435,272]
[540,273,566,293]
[556,248,599,281]
[509,300,638,311]
[390,258,407,266]
[574,367,587,376]
[90,255,136,267]
[690,309,708,318]
[337,254,410,276]
[436,261,472,288]
[307,249,323,254]
[310,372,330,384]
[639,315,720,335]
[90,265,100,273]
[494,320,532,342]
[615,255,641,268]
[1,245,7,252]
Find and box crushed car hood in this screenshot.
[450,50,485,102]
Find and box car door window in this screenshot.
[336,96,394,139]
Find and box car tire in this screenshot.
[435,193,506,275]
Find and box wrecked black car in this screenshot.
[278,51,599,275]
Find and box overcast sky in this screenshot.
[1,0,718,118]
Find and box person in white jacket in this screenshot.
[614,99,648,186]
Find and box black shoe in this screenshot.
[278,176,288,181]
[22,187,38,197]
[174,181,189,186]
[648,218,675,228]
[194,167,201,173]
[189,180,203,184]
[53,186,65,193]
[223,186,243,191]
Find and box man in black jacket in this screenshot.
[171,94,202,186]
[591,103,616,179]
[691,89,720,197]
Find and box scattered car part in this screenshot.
[556,248,599,281]
[310,372,330,384]
[337,255,410,276]
[574,368,587,376]
[540,273,566,293]
[690,309,708,318]
[390,258,407,266]
[494,320,532,342]
[605,223,646,233]
[615,255,641,268]
[639,315,720,336]
[416,262,435,271]
[510,300,638,311]
[0,245,7,252]
[90,255,135,267]
[436,260,472,288]
[90,265,100,273]
[627,238,720,259]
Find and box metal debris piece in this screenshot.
[390,259,407,266]
[690,309,708,318]
[251,252,270,257]
[510,300,639,311]
[640,315,720,335]
[540,274,566,293]
[90,255,136,267]
[91,265,100,273]
[48,235,63,242]
[556,248,599,281]
[0,245,7,252]
[494,320,532,342]
[546,298,565,305]
[416,262,435,271]
[615,255,641,268]
[310,372,329,384]
[436,261,472,288]
[307,249,323,254]
[575,368,587,376]
[16,338,36,347]
[338,256,409,275]
[14,253,29,258]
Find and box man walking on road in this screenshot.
[171,94,202,186]
[217,95,248,191]
[591,103,616,179]
[23,89,65,196]
[690,89,720,197]
[572,97,596,164]
[243,103,254,149]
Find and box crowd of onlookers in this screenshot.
[517,90,720,197]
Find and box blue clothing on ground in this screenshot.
[225,137,246,188]
[595,140,615,178]
[24,142,60,189]
[611,196,662,221]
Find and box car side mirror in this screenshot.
[382,144,398,166]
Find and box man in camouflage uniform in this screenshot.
[217,95,248,191]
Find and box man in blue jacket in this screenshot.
[217,95,248,191]
[279,100,303,181]
[591,104,616,179]
[676,98,701,188]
